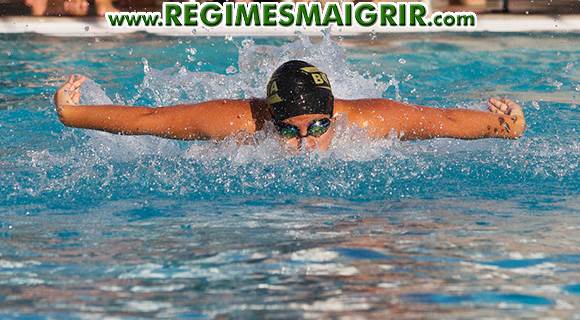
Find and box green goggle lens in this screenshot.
[276,118,331,138]
[278,126,300,138]
[307,119,331,137]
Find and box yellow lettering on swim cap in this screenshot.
[267,81,283,105]
[300,66,321,73]
[312,73,324,85]
[300,66,331,89]
[268,81,278,95]
[267,94,283,105]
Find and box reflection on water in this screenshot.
[0,198,578,318]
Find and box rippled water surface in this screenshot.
[0,33,579,319]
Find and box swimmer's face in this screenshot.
[276,114,335,152]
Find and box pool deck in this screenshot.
[0,15,579,36]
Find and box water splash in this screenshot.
[3,35,578,204]
[76,34,392,163]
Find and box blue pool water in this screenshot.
[0,33,579,318]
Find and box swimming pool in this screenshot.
[0,32,578,318]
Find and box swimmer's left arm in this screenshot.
[54,75,259,140]
[348,98,526,140]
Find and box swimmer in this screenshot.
[54,60,526,152]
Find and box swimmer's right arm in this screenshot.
[54,75,258,140]
[344,98,526,140]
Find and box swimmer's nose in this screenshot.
[300,137,319,151]
[297,137,312,152]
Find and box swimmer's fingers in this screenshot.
[501,98,524,117]
[487,100,500,114]
[66,75,75,84]
[72,89,81,102]
[487,103,499,113]
[55,75,83,108]
[62,75,75,88]
[70,75,87,90]
[60,77,74,95]
[488,98,509,115]
[61,75,80,91]
[489,98,508,112]
[68,77,83,104]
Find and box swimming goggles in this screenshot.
[275,118,332,139]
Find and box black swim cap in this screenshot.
[266,60,334,122]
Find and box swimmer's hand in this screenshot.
[54,75,86,120]
[487,98,526,138]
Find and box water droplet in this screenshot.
[226,66,237,74]
[241,39,254,48]
[186,48,198,62]
[142,58,150,73]
[546,78,563,90]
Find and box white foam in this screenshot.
[71,34,393,164]
[17,34,578,200]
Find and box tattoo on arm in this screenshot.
[498,117,511,134]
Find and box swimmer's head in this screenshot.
[266,60,334,122]
[266,60,336,151]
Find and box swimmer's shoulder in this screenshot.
[227,98,272,132]
[334,98,411,130]
[337,98,414,113]
[245,98,272,130]
[335,98,400,111]
[177,98,271,135]
[334,98,394,118]
[203,98,271,120]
